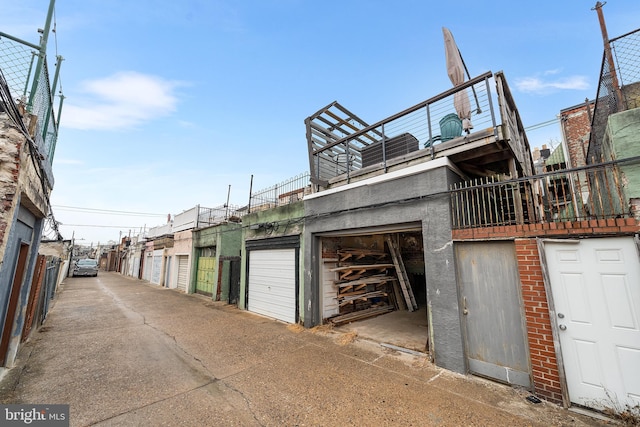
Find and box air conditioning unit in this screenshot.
[361,132,419,168]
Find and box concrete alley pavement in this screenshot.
[0,272,610,426]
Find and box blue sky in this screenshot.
[2,0,639,246]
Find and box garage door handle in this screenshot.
[559,324,567,331]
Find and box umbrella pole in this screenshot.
[459,49,482,114]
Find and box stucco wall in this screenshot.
[0,114,51,367]
[39,241,69,258]
[173,230,193,254]
[0,116,22,267]
[303,163,466,374]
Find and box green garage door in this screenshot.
[195,256,216,296]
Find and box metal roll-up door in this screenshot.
[176,255,189,292]
[248,248,296,323]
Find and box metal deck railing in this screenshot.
[306,72,504,185]
[248,172,310,213]
[449,159,635,229]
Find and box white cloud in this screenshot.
[62,72,181,130]
[514,74,589,94]
[543,68,562,76]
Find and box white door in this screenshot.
[143,253,152,282]
[151,251,163,285]
[248,249,296,323]
[544,237,640,410]
[133,257,140,279]
[176,255,189,292]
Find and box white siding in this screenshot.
[322,260,339,320]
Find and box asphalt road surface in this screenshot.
[0,272,610,426]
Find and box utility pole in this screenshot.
[225,184,231,220]
[67,230,74,277]
[593,1,624,111]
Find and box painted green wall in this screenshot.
[606,108,640,201]
[190,222,242,300]
[239,202,305,320]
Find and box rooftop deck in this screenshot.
[306,71,534,191]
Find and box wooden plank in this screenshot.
[385,235,417,311]
[337,249,388,262]
[338,291,388,306]
[392,280,407,311]
[331,263,395,281]
[335,274,396,288]
[328,305,394,325]
[329,264,394,272]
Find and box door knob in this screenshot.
[559,324,567,331]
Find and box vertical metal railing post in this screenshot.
[485,77,498,139]
[381,124,387,172]
[27,0,56,112]
[42,55,62,146]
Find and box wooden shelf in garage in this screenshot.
[329,263,394,281]
[335,274,396,307]
[337,249,388,262]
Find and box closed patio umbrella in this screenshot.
[443,27,473,132]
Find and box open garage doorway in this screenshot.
[319,228,428,354]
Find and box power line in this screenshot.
[59,224,148,229]
[52,205,166,217]
[524,118,560,132]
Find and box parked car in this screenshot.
[73,259,99,277]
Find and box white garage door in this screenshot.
[248,248,296,323]
[176,255,189,292]
[544,237,640,411]
[151,253,162,285]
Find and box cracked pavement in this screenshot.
[0,272,610,426]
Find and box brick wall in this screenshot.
[515,238,563,403]
[560,103,593,168]
[452,218,640,404]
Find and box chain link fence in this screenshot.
[0,32,58,184]
[588,28,640,161]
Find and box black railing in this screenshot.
[249,172,310,212]
[450,160,634,229]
